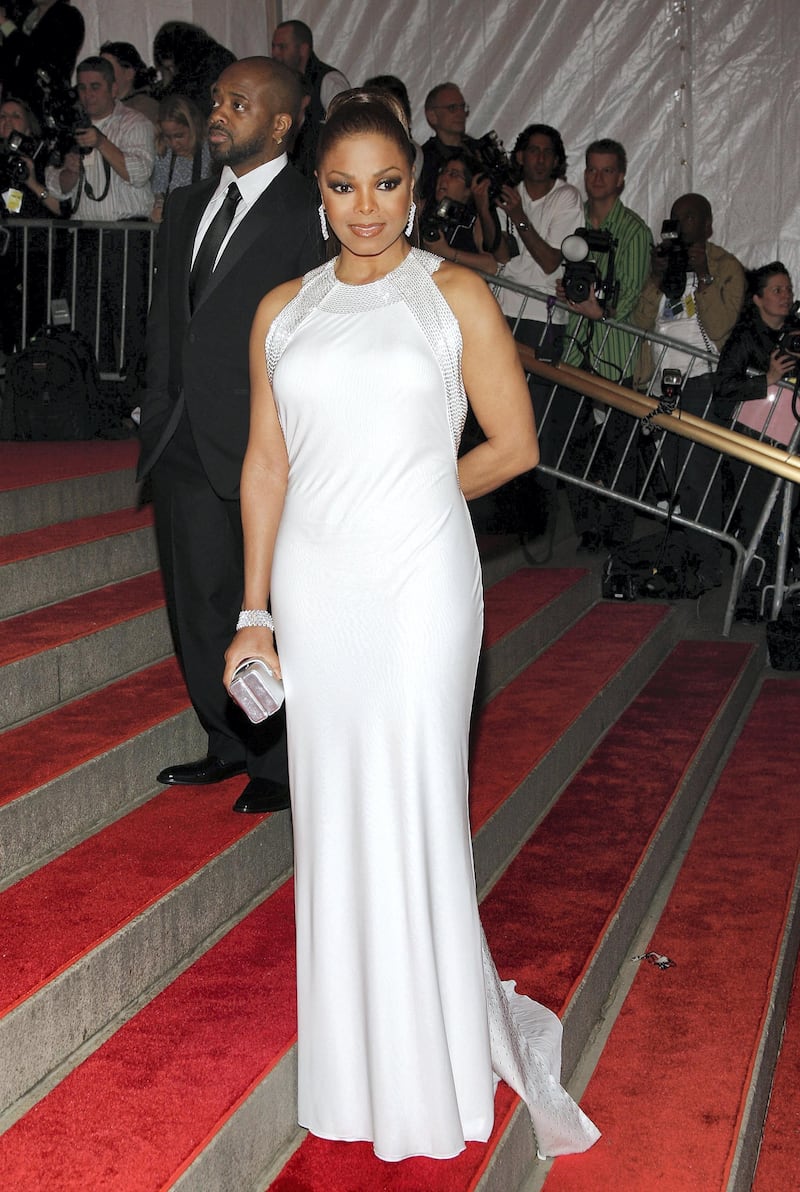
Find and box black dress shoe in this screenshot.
[157,755,247,786]
[232,777,291,814]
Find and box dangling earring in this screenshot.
[318,202,329,242]
[404,201,416,238]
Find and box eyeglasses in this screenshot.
[432,102,469,115]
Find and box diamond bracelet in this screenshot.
[236,609,274,631]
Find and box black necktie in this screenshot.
[189,181,242,311]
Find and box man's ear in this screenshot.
[274,112,292,144]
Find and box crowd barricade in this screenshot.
[0,217,158,379]
[487,272,800,635]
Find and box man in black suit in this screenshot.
[138,57,322,814]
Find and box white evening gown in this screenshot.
[266,248,599,1163]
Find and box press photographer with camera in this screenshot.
[43,56,155,376]
[419,82,480,205]
[556,139,651,549]
[0,96,61,215]
[630,193,745,585]
[421,153,500,274]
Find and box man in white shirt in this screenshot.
[45,55,155,374]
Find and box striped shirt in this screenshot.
[46,101,155,221]
[562,198,652,383]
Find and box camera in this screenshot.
[0,131,40,188]
[560,228,618,308]
[421,197,473,244]
[35,67,92,163]
[657,218,690,302]
[470,130,520,203]
[641,368,682,435]
[778,302,800,356]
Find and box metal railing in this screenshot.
[489,272,800,635]
[0,216,158,379]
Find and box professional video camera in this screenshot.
[470,130,520,203]
[778,302,800,357]
[421,197,474,244]
[0,131,41,189]
[35,68,92,164]
[656,218,690,303]
[560,228,619,311]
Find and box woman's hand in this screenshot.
[766,347,797,387]
[223,627,281,693]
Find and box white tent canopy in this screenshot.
[73,0,798,281]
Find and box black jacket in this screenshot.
[714,314,782,407]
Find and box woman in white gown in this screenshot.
[224,91,599,1164]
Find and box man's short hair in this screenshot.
[585,138,626,173]
[424,82,460,112]
[513,124,567,180]
[77,56,116,87]
[278,19,313,50]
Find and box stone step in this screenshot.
[0,507,158,619]
[0,442,139,536]
[0,571,170,729]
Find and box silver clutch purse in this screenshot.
[229,658,285,723]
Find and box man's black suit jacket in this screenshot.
[138,165,322,499]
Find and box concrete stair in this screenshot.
[0,450,795,1192]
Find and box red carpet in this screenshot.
[0,657,187,806]
[0,571,164,665]
[268,640,752,1191]
[0,780,264,1018]
[0,881,298,1191]
[469,601,668,831]
[0,506,153,565]
[482,566,587,647]
[543,679,800,1191]
[0,441,138,491]
[753,956,800,1189]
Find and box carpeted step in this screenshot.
[0,506,158,618]
[0,624,750,1190]
[752,935,800,1190]
[0,781,294,1121]
[0,657,204,886]
[266,640,756,1192]
[0,571,170,729]
[0,441,139,535]
[541,678,800,1192]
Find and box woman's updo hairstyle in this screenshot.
[316,88,415,172]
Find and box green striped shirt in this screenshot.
[563,198,652,383]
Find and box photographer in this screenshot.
[558,139,651,550]
[1,96,64,355]
[421,153,500,274]
[0,96,61,215]
[630,193,746,584]
[43,56,155,376]
[419,82,480,205]
[714,264,798,602]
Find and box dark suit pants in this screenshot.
[151,411,288,782]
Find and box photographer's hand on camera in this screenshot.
[767,347,797,387]
[73,124,131,182]
[19,154,60,215]
[556,278,604,321]
[495,183,560,272]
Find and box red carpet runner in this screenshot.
[543,679,800,1191]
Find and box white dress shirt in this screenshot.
[191,155,289,271]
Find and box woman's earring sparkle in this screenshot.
[404,201,416,238]
[318,202,329,242]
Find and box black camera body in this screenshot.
[421,197,473,244]
[561,228,618,309]
[657,218,690,302]
[778,303,800,356]
[35,68,92,163]
[0,131,41,189]
[470,130,520,203]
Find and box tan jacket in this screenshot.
[630,241,746,389]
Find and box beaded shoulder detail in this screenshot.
[265,249,468,457]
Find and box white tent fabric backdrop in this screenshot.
[73,0,798,280]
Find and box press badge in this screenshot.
[2,188,23,214]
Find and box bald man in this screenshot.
[138,57,323,813]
